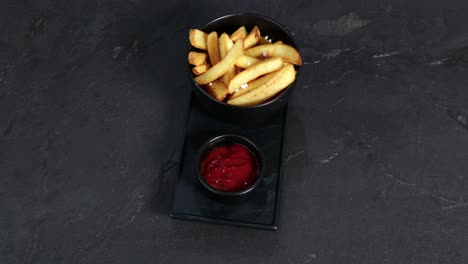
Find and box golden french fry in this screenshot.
[207,31,221,65]
[274,40,283,44]
[259,37,270,45]
[223,67,237,86]
[218,33,233,58]
[204,80,228,101]
[219,33,236,86]
[244,26,260,49]
[235,55,261,69]
[227,64,296,106]
[195,40,244,85]
[245,44,302,65]
[228,57,284,93]
[231,26,247,41]
[188,51,207,66]
[189,29,207,50]
[192,64,211,75]
[230,70,278,99]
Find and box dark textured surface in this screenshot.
[1,0,468,263]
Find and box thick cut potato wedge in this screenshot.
[223,67,237,86]
[228,57,284,93]
[188,51,207,66]
[235,55,261,69]
[192,64,210,75]
[229,70,278,99]
[228,64,296,106]
[218,33,233,58]
[189,29,207,50]
[194,40,244,85]
[204,80,228,101]
[219,33,236,85]
[245,44,302,65]
[244,26,261,49]
[207,31,221,65]
[231,26,247,41]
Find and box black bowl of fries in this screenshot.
[187,13,301,123]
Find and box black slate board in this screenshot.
[170,95,287,230]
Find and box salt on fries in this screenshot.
[189,25,301,106]
[228,64,297,106]
[228,57,284,94]
[244,44,302,65]
[235,55,261,69]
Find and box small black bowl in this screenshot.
[188,13,300,124]
[196,134,264,198]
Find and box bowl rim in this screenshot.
[188,12,300,109]
[196,134,265,197]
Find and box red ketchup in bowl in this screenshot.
[200,144,258,192]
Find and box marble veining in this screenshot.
[1,0,468,263]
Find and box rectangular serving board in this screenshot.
[170,95,288,230]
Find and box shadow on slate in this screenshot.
[170,95,287,230]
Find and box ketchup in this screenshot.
[200,143,258,192]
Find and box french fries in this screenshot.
[204,80,228,101]
[194,40,244,85]
[188,25,301,106]
[207,32,221,65]
[219,33,236,86]
[188,51,207,66]
[235,55,261,69]
[259,37,270,45]
[227,64,296,106]
[228,57,284,94]
[192,64,210,75]
[245,44,302,65]
[219,33,233,57]
[189,29,207,50]
[244,26,261,49]
[229,70,278,99]
[231,26,247,41]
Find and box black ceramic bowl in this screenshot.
[196,134,264,198]
[188,13,300,123]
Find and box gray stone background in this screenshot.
[1,0,468,263]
